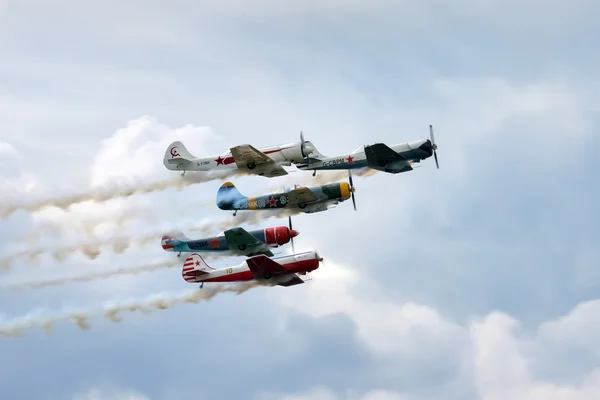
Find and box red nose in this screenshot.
[289,229,299,238]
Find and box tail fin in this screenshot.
[163,141,197,170]
[216,181,246,210]
[161,231,189,251]
[182,253,214,283]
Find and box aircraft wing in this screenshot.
[277,274,305,287]
[364,143,413,173]
[286,187,320,205]
[230,145,288,178]
[246,256,305,287]
[224,227,274,257]
[246,254,292,276]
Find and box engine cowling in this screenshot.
[280,146,305,163]
[264,226,299,246]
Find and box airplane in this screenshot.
[163,134,322,178]
[294,125,440,176]
[182,250,323,288]
[161,222,299,258]
[215,172,357,216]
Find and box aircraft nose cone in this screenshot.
[289,229,299,238]
[419,139,434,156]
[303,143,315,155]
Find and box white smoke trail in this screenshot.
[0,210,299,269]
[0,281,273,337]
[0,261,179,291]
[0,169,247,220]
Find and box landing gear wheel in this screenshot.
[238,244,247,251]
[263,272,272,279]
[298,203,307,209]
[247,162,256,169]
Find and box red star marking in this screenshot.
[195,260,200,266]
[215,156,224,166]
[210,238,220,248]
[268,196,278,207]
[346,155,354,164]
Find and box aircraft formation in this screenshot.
[162,126,440,289]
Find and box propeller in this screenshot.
[348,170,357,211]
[288,215,296,254]
[300,131,308,158]
[429,124,439,169]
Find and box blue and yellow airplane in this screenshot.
[216,174,357,216]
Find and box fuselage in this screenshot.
[295,139,434,171]
[163,227,296,254]
[183,251,320,283]
[217,182,351,212]
[184,142,309,172]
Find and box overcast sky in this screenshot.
[1,1,599,399]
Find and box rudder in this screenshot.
[216,181,245,210]
[164,141,197,170]
[182,253,214,282]
[161,231,189,251]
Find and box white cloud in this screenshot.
[269,258,600,400]
[24,116,228,240]
[0,140,39,197]
[269,259,467,360]
[90,115,229,187]
[470,310,600,400]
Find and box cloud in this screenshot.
[0,140,39,196]
[0,2,599,400]
[9,116,231,242]
[267,258,600,400]
[470,311,600,400]
[90,115,230,187]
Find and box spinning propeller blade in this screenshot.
[300,130,307,158]
[429,124,439,169]
[288,216,295,254]
[348,170,357,211]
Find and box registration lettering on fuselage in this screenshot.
[322,158,345,167]
[188,240,210,250]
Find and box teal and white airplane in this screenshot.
[294,125,440,176]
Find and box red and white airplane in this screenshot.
[182,250,323,288]
[163,132,321,178]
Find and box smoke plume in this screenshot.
[0,169,247,219]
[0,281,273,337]
[0,261,178,291]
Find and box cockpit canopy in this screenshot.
[273,187,291,194]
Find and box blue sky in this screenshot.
[1,1,599,399]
